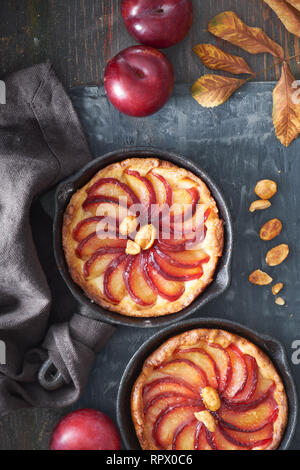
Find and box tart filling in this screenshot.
[131,329,288,450]
[63,158,224,317]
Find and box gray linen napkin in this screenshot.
[0,62,114,412]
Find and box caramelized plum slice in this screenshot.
[76,234,126,259]
[201,343,231,394]
[87,178,138,206]
[172,419,197,450]
[143,251,185,301]
[213,425,248,450]
[151,247,205,281]
[224,355,258,405]
[169,187,199,223]
[220,423,273,449]
[73,216,119,242]
[175,348,219,389]
[124,169,156,213]
[158,248,210,268]
[83,248,125,279]
[219,397,278,432]
[82,197,129,219]
[154,402,204,449]
[143,377,197,407]
[223,345,247,399]
[124,254,157,306]
[103,255,127,303]
[195,423,214,450]
[146,171,172,209]
[156,359,206,390]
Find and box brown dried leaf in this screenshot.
[264,0,300,37]
[249,269,273,285]
[260,218,283,241]
[286,0,300,12]
[273,62,300,147]
[254,179,277,199]
[208,11,284,59]
[272,283,284,295]
[193,44,255,76]
[266,244,289,266]
[249,199,271,212]
[191,75,246,108]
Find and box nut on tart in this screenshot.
[62,158,224,318]
[131,329,288,450]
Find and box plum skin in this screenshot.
[50,409,121,450]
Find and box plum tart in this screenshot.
[63,158,223,317]
[131,329,288,450]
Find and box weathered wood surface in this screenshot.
[0,0,299,87]
[0,0,299,451]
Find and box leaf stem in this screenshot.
[245,53,300,83]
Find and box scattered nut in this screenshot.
[249,200,271,212]
[201,386,221,412]
[135,224,156,250]
[275,297,285,306]
[125,240,141,255]
[266,244,289,266]
[119,216,138,237]
[194,411,216,433]
[272,283,284,296]
[249,269,273,286]
[260,218,282,241]
[254,180,277,200]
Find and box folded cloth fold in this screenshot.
[0,62,115,413]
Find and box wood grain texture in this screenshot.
[0,0,299,451]
[0,0,299,87]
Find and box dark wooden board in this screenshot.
[0,0,300,451]
[0,0,299,88]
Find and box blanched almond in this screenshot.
[119,216,138,236]
[135,224,156,250]
[272,283,283,295]
[249,269,273,285]
[194,411,216,433]
[266,244,289,266]
[126,240,141,255]
[201,386,221,412]
[249,200,271,212]
[254,180,277,200]
[275,297,285,306]
[260,218,282,241]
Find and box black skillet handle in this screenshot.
[38,358,66,391]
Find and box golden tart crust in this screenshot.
[131,329,288,450]
[63,158,224,317]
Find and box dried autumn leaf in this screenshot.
[286,0,300,12]
[249,269,273,285]
[266,244,289,266]
[193,44,255,76]
[263,0,300,37]
[191,75,246,108]
[208,11,284,59]
[273,62,300,147]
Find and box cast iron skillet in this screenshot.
[52,147,233,328]
[39,148,232,390]
[117,318,298,451]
